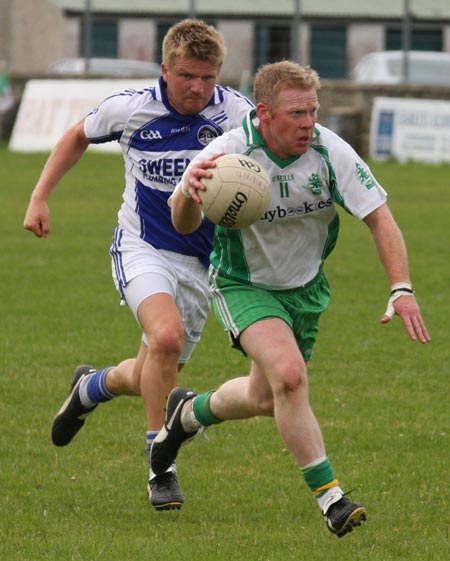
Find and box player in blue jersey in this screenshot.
[150,60,430,536]
[23,19,253,510]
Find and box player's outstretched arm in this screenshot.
[363,203,431,344]
[23,119,90,238]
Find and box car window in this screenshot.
[352,52,450,85]
[48,58,161,77]
[388,58,450,85]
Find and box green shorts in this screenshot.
[210,269,330,361]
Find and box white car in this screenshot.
[349,50,450,86]
[48,57,161,77]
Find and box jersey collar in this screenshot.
[243,109,321,168]
[155,77,222,114]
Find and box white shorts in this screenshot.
[110,227,211,363]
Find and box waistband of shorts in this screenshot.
[211,266,325,292]
[301,267,325,289]
[160,249,202,265]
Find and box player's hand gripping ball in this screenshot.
[199,154,272,229]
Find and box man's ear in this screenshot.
[256,102,271,123]
[161,62,169,81]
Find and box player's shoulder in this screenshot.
[214,84,254,107]
[224,126,246,142]
[86,84,161,131]
[103,85,157,107]
[202,125,247,157]
[314,123,345,144]
[312,123,358,159]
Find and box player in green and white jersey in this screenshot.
[200,113,387,290]
[151,60,430,537]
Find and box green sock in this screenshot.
[301,459,338,497]
[193,391,223,427]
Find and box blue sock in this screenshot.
[85,367,116,404]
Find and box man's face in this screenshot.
[258,87,319,159]
[162,56,220,115]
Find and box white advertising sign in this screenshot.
[9,79,156,153]
[370,96,450,164]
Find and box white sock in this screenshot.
[317,486,344,512]
[180,400,202,432]
[78,374,96,407]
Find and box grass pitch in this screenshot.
[1,145,448,561]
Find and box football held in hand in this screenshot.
[199,154,272,229]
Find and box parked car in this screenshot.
[349,50,450,86]
[48,57,161,77]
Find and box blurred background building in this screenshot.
[1,0,450,84]
[2,0,450,156]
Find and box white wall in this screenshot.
[347,24,385,72]
[217,20,253,84]
[64,17,80,59]
[119,19,156,62]
[9,0,66,73]
[443,25,450,52]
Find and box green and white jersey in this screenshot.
[182,110,387,290]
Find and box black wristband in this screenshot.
[390,287,414,296]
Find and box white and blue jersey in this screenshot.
[84,77,253,269]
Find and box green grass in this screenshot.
[1,145,449,560]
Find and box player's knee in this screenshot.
[148,326,184,357]
[272,361,307,397]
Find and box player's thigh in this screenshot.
[124,267,175,310]
[137,292,184,342]
[241,318,304,380]
[111,229,178,307]
[169,251,211,344]
[211,275,293,343]
[280,271,330,362]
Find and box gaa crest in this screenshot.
[197,125,219,146]
[308,173,323,195]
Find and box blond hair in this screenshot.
[253,60,321,110]
[162,19,226,69]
